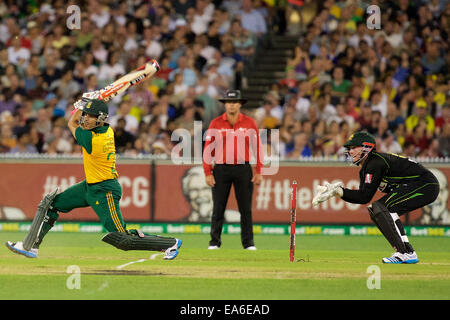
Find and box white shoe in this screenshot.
[382,251,418,264]
[245,246,257,250]
[163,238,182,260]
[5,241,38,258]
[208,245,220,250]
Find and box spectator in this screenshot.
[9,129,37,154]
[41,53,62,88]
[402,140,416,158]
[435,104,450,135]
[83,52,99,77]
[0,121,16,152]
[221,38,243,71]
[190,0,214,35]
[0,0,446,160]
[89,0,111,29]
[51,24,69,50]
[49,69,80,101]
[287,46,311,81]
[74,19,94,50]
[294,80,311,121]
[237,0,267,37]
[42,125,72,154]
[255,100,279,129]
[379,131,403,154]
[405,99,435,140]
[330,66,352,101]
[368,110,382,135]
[286,132,312,159]
[129,82,155,117]
[425,138,443,158]
[169,55,197,87]
[114,117,135,154]
[24,66,40,92]
[405,122,431,156]
[207,21,222,50]
[386,101,405,132]
[174,0,196,16]
[98,51,125,87]
[151,140,171,156]
[5,73,27,98]
[142,27,163,60]
[173,72,189,98]
[90,38,108,64]
[369,89,388,117]
[421,40,445,75]
[328,104,355,130]
[357,104,373,132]
[26,21,44,55]
[123,20,139,53]
[7,36,30,67]
[348,22,374,48]
[155,56,174,82]
[215,8,231,35]
[229,19,256,58]
[109,100,139,135]
[438,123,450,157]
[314,93,337,122]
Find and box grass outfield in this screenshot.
[0,231,449,300]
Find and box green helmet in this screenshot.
[82,99,108,125]
[83,99,108,116]
[344,131,376,150]
[344,131,376,165]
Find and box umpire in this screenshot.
[203,90,263,250]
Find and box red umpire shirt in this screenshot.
[203,112,264,176]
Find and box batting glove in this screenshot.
[312,182,344,207]
[82,90,101,100]
[73,99,85,111]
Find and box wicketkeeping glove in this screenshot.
[312,182,344,207]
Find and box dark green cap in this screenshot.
[344,131,376,149]
[83,99,109,117]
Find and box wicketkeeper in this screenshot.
[6,94,182,260]
[312,131,439,264]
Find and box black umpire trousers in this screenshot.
[210,164,255,248]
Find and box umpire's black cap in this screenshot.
[218,90,247,105]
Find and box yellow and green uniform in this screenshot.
[50,124,126,233]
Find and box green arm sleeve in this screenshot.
[75,127,93,154]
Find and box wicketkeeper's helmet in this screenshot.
[344,131,376,165]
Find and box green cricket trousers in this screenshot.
[50,179,126,232]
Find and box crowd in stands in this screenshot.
[0,0,449,161]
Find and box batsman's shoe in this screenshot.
[5,241,38,258]
[208,245,220,250]
[244,246,257,250]
[382,251,419,264]
[163,238,182,260]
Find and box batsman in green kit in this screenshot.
[6,98,182,260]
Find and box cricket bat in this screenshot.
[72,59,160,113]
[289,181,297,262]
[98,58,160,101]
